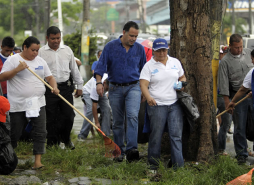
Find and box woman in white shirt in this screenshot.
[0,36,59,170]
[140,38,186,170]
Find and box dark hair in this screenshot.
[123,21,139,32]
[22,36,40,50]
[229,34,242,45]
[251,49,254,58]
[97,50,102,55]
[14,47,21,51]
[46,26,61,37]
[2,36,15,48]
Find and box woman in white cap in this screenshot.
[140,38,186,171]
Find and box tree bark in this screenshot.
[168,0,218,162]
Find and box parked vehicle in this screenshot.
[242,35,254,50]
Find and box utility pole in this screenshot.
[249,0,252,34]
[138,0,146,33]
[125,0,130,22]
[57,0,64,45]
[44,0,50,44]
[11,0,14,37]
[232,0,235,34]
[44,0,50,31]
[83,0,90,21]
[35,0,39,37]
[81,0,91,81]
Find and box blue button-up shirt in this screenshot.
[94,36,147,84]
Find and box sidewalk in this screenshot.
[219,121,254,165]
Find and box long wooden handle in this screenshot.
[20,61,101,132]
[216,95,250,118]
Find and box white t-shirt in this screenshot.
[82,77,94,95]
[140,55,184,106]
[90,74,108,101]
[1,54,52,112]
[243,67,254,89]
[82,73,108,101]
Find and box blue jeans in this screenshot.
[78,93,111,138]
[231,93,253,157]
[217,96,232,151]
[147,101,184,169]
[108,82,141,154]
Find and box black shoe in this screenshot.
[113,155,124,162]
[237,156,246,165]
[126,149,139,163]
[167,159,172,168]
[65,141,75,150]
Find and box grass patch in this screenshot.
[14,136,254,184]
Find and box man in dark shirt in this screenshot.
[94,21,146,162]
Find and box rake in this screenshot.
[216,95,250,118]
[20,61,121,158]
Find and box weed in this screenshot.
[13,137,254,185]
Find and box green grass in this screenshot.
[13,135,254,185]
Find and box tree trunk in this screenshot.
[168,0,218,162]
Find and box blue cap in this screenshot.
[152,38,169,51]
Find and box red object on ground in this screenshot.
[226,168,254,185]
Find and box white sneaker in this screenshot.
[77,136,86,142]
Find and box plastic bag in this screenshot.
[0,123,18,175]
[226,168,254,185]
[177,91,200,129]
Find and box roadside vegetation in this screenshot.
[12,134,254,185]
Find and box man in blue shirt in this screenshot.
[91,50,102,74]
[94,21,146,162]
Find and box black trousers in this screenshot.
[45,85,75,146]
[10,107,47,155]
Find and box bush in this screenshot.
[63,29,98,65]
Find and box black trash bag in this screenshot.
[246,106,254,142]
[177,91,200,129]
[0,123,18,175]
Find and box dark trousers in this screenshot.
[45,85,75,146]
[10,107,47,155]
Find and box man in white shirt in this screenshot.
[38,26,84,149]
[78,74,111,141]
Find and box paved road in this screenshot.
[72,96,85,136]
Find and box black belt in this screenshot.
[110,80,139,86]
[57,79,72,87]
